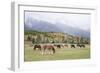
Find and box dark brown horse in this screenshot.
[33,44,41,50]
[77,44,85,48]
[54,44,61,48]
[71,44,75,48]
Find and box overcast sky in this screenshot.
[25,11,91,31]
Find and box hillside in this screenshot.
[24,30,90,44]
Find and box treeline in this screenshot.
[25,31,90,44]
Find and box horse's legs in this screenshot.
[50,49,53,55]
[33,47,36,50]
[41,47,46,55]
[44,48,51,55]
[42,51,44,55]
[45,48,49,55]
[41,49,44,55]
[49,49,52,55]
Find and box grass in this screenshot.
[24,45,90,61]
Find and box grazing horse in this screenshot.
[43,44,55,54]
[80,44,85,48]
[64,44,68,47]
[33,44,41,51]
[56,45,61,48]
[61,44,65,48]
[71,44,75,48]
[77,44,85,48]
[33,44,55,55]
[77,44,80,47]
[54,44,61,48]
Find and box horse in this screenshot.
[61,44,65,48]
[33,44,55,55]
[33,44,41,51]
[54,44,61,48]
[80,44,85,48]
[42,44,55,54]
[77,44,85,48]
[71,44,75,48]
[77,44,80,47]
[64,44,68,47]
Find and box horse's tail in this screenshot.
[52,47,55,54]
[33,45,35,50]
[33,47,36,50]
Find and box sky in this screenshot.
[25,11,91,31]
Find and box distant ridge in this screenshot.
[25,18,90,38]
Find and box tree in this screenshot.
[52,40,55,43]
[70,40,74,44]
[35,35,42,44]
[63,40,67,43]
[27,35,31,41]
[76,37,80,44]
[80,37,84,44]
[45,38,49,43]
[32,38,35,44]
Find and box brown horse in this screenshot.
[33,44,41,50]
[77,44,85,48]
[33,44,55,55]
[71,44,75,48]
[64,44,68,47]
[54,44,61,48]
[43,44,55,54]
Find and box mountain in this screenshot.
[56,23,90,38]
[25,18,63,32]
[25,18,90,38]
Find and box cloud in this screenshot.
[25,11,91,31]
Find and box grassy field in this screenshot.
[24,44,90,61]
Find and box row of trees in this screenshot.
[26,34,90,44]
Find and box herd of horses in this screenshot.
[33,44,86,55]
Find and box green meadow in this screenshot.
[24,44,90,61]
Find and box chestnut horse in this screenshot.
[33,44,55,55]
